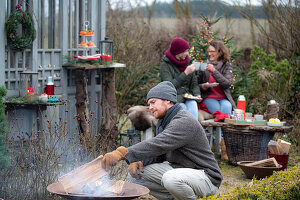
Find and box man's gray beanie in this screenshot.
[147,81,177,103]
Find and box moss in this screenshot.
[201,164,300,200]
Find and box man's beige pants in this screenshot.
[130,162,218,200]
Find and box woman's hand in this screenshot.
[184,64,195,75]
[201,82,209,91]
[206,64,216,72]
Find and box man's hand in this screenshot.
[129,161,144,179]
[101,146,128,170]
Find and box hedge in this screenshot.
[201,164,300,200]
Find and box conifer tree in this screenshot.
[190,14,241,62]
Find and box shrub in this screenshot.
[106,7,168,116]
[232,45,294,116]
[0,86,10,170]
[201,164,300,200]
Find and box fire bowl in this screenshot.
[47,180,149,200]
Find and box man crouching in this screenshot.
[102,81,222,200]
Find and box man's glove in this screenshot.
[129,161,144,179]
[101,146,128,170]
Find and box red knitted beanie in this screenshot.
[169,37,190,55]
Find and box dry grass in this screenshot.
[149,18,267,48]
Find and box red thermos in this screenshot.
[237,95,246,120]
[45,76,54,95]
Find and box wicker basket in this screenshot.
[223,127,275,165]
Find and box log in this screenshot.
[75,69,91,148]
[244,157,280,168]
[106,180,125,195]
[100,68,118,152]
[58,155,106,194]
[277,139,291,154]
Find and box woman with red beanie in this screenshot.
[160,37,201,119]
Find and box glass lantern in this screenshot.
[98,37,113,62]
[18,71,39,98]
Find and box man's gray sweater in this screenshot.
[126,109,223,187]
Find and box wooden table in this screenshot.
[201,119,293,165]
[63,63,125,152]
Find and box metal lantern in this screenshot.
[18,71,39,97]
[98,37,113,62]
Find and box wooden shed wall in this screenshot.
[1,0,107,139]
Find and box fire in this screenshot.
[95,180,103,187]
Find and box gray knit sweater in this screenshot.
[126,109,223,187]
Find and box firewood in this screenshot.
[244,157,280,168]
[105,180,125,195]
[58,155,107,194]
[268,140,281,154]
[277,139,291,155]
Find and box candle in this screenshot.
[101,54,111,62]
[27,87,34,97]
[107,54,111,62]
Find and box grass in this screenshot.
[149,18,267,49]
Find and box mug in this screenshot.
[254,114,263,121]
[193,62,208,71]
[234,109,244,120]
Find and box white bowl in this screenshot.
[39,96,48,103]
[267,122,285,127]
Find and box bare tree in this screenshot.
[232,0,256,46]
[235,0,300,57]
[172,0,191,19]
[145,0,157,25]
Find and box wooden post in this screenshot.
[63,63,125,153]
[0,0,5,86]
[100,68,118,152]
[74,69,91,148]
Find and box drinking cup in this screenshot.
[254,114,263,121]
[193,62,207,71]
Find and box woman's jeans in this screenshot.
[179,99,198,119]
[202,98,232,116]
[129,163,218,200]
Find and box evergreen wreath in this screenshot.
[5,6,36,51]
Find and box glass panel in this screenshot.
[38,0,61,49]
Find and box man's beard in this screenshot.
[153,109,166,119]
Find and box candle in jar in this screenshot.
[27,87,34,97]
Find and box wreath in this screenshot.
[5,6,36,51]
